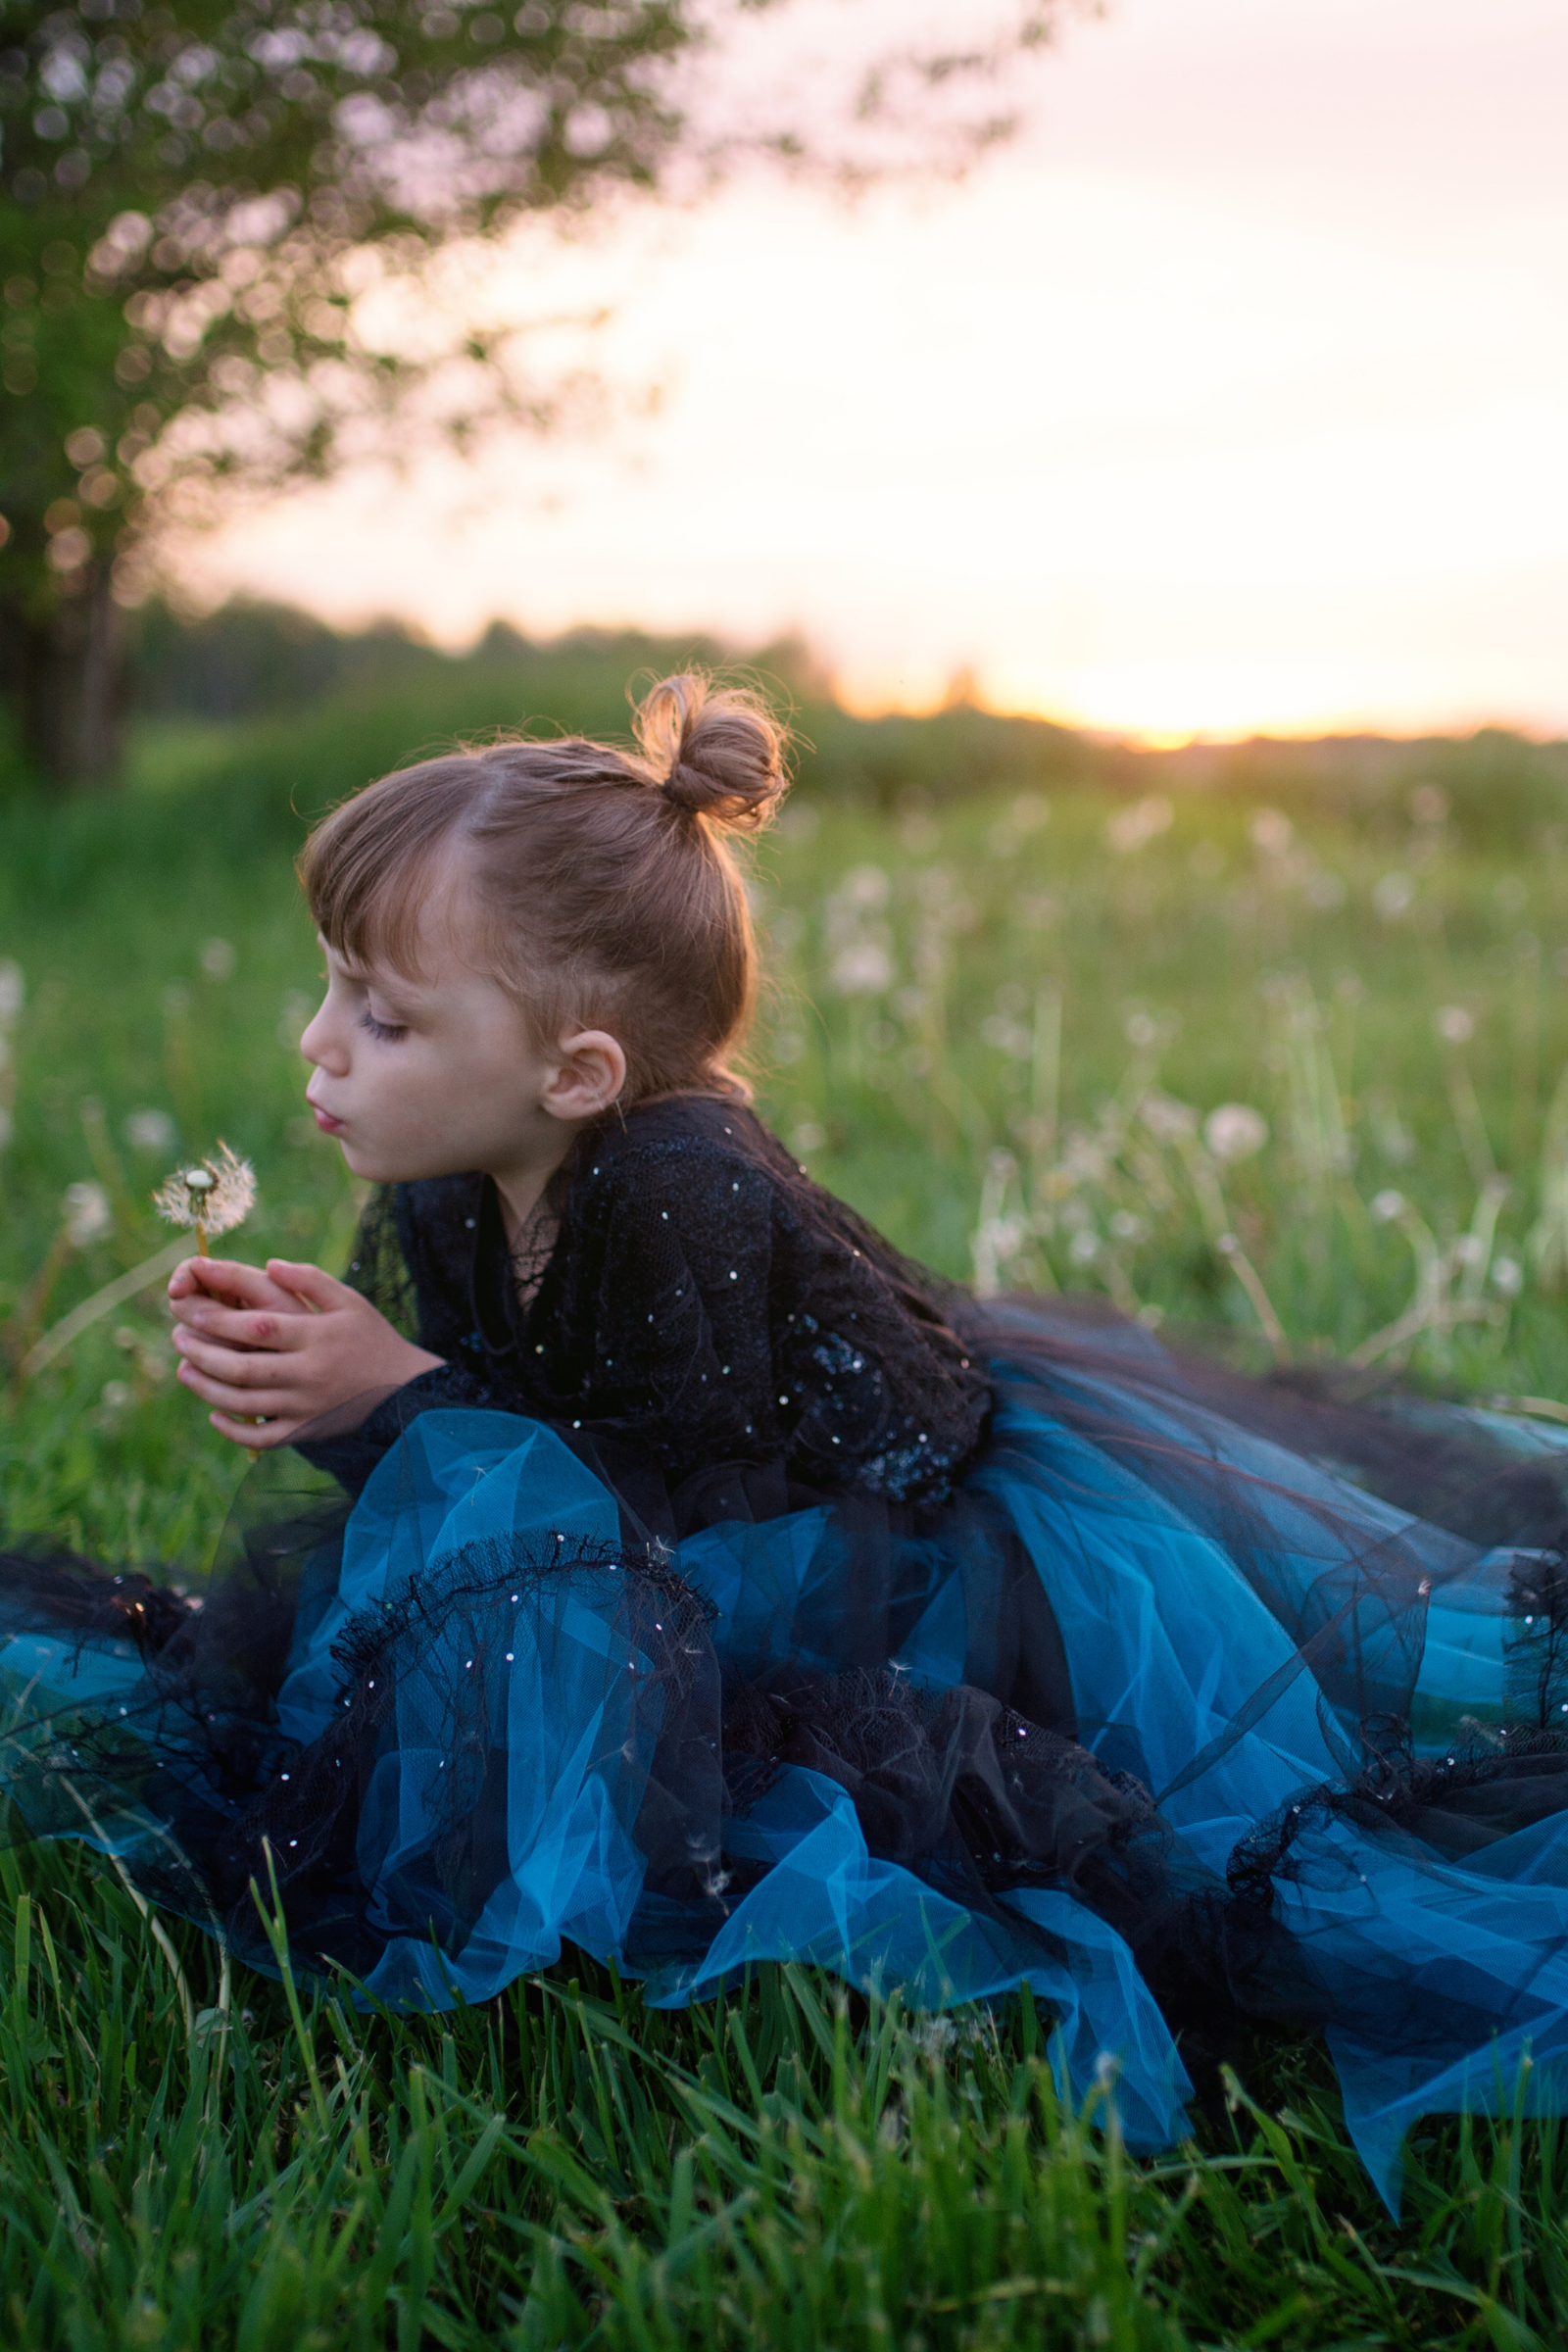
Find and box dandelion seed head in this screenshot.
[154,1143,256,1238]
[1203,1103,1269,1163]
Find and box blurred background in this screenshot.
[3,0,1568,1559]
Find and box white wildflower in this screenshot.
[1250,808,1294,857]
[1142,1092,1198,1142]
[840,863,891,911]
[1105,796,1173,855]
[1203,1104,1269,1163]
[123,1107,176,1153]
[199,937,236,980]
[1373,872,1415,921]
[1492,1255,1524,1298]
[980,1014,1032,1057]
[1068,1229,1101,1265]
[63,1181,113,1249]
[1370,1189,1406,1223]
[277,990,316,1051]
[1109,1210,1149,1245]
[1409,784,1448,825]
[831,941,894,996]
[1436,1005,1475,1045]
[1125,1012,1160,1050]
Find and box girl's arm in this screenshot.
[168,1254,445,1447]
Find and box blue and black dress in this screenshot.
[8,1092,1568,2203]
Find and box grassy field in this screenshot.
[5,666,1568,2345]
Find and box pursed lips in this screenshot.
[305,1091,346,1134]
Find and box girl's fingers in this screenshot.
[175,1359,307,1416]
[172,1333,296,1383]
[265,1259,347,1312]
[170,1303,310,1349]
[170,1256,298,1312]
[208,1411,296,1449]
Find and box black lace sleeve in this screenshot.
[341,1188,419,1337]
[299,1176,503,1491]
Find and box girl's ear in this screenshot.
[542,1030,627,1122]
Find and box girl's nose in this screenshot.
[299,1004,346,1072]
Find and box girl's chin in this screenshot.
[338,1139,457,1184]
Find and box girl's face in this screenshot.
[298,873,622,1192]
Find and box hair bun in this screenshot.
[634,672,789,832]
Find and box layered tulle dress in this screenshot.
[8,1094,1568,2206]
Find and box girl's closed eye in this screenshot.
[359,1006,407,1043]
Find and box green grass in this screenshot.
[6,685,1568,2345]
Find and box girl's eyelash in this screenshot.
[359,1008,407,1043]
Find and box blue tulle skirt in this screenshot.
[8,1303,1568,2210]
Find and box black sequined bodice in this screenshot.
[346,1095,990,1503]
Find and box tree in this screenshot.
[0,0,1071,785]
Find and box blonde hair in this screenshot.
[298,673,790,1102]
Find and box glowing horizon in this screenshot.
[185,0,1568,747]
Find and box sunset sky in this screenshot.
[189,0,1568,744]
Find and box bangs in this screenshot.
[298,757,483,979]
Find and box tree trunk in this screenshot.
[0,561,128,789]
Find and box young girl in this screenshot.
[7,671,1568,2204]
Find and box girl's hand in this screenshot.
[168,1256,445,1448]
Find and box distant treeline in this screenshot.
[133,598,1568,851]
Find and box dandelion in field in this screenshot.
[1203,1104,1269,1163]
[1250,808,1294,857]
[123,1107,176,1153]
[276,991,316,1051]
[1141,1092,1198,1142]
[63,1182,113,1250]
[980,1013,1031,1057]
[1105,796,1172,855]
[1436,1005,1475,1044]
[840,864,891,911]
[831,940,893,996]
[154,1143,256,1256]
